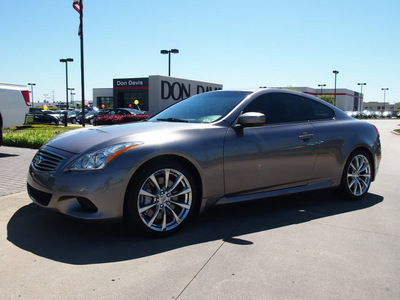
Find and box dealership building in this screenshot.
[93,75,222,114]
[293,87,363,111]
[93,78,384,114]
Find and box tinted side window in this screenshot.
[244,93,307,124]
[305,98,335,120]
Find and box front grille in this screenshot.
[27,183,52,206]
[32,149,65,172]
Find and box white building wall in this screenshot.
[294,87,360,111]
[93,88,113,107]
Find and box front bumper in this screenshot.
[27,146,133,219]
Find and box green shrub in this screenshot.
[2,125,80,149]
[3,130,56,149]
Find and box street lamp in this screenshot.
[357,83,366,112]
[381,88,389,112]
[318,84,326,95]
[68,88,75,108]
[60,58,74,108]
[27,83,36,107]
[160,49,179,76]
[333,70,339,106]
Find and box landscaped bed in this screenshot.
[2,125,81,149]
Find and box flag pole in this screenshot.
[79,0,85,127]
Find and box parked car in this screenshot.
[107,108,145,116]
[92,110,110,125]
[31,110,60,125]
[27,89,381,236]
[382,111,393,118]
[373,111,382,118]
[345,111,360,118]
[77,110,98,125]
[59,110,79,124]
[361,110,373,118]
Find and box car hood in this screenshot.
[46,121,213,154]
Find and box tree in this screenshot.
[318,95,335,106]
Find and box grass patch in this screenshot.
[2,124,82,149]
[394,129,400,134]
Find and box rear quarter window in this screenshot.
[305,98,335,120]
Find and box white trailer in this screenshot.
[0,83,31,145]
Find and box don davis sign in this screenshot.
[112,75,222,114]
[161,81,222,101]
[149,76,222,113]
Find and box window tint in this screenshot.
[305,98,335,120]
[243,93,307,124]
[150,91,251,123]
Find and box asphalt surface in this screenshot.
[0,119,399,299]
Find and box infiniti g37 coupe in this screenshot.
[27,89,381,236]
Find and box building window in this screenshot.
[123,92,145,108]
[98,97,113,108]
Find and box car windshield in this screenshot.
[150,91,251,123]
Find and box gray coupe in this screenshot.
[27,89,381,236]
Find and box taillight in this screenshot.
[21,90,31,106]
[373,124,380,138]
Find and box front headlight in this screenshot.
[68,142,142,171]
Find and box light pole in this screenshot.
[381,88,389,112]
[160,49,179,76]
[333,70,339,106]
[60,58,74,108]
[357,83,366,112]
[68,88,75,108]
[43,94,48,105]
[27,83,36,107]
[318,84,326,95]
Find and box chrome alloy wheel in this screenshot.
[137,168,192,232]
[346,154,371,196]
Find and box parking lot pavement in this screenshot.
[0,146,37,196]
[0,119,399,299]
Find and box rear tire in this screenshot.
[124,160,198,237]
[338,150,372,200]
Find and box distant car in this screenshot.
[107,108,145,116]
[382,111,392,118]
[27,89,381,237]
[397,111,400,118]
[31,110,60,125]
[92,110,109,125]
[59,110,79,124]
[345,111,360,118]
[361,110,373,118]
[77,110,98,125]
[373,111,382,118]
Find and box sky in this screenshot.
[1,0,399,105]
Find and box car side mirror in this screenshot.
[237,112,266,127]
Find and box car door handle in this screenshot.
[298,133,314,140]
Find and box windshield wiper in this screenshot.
[157,118,189,123]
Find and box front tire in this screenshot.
[338,150,372,200]
[125,160,198,237]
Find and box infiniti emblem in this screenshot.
[34,155,43,165]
